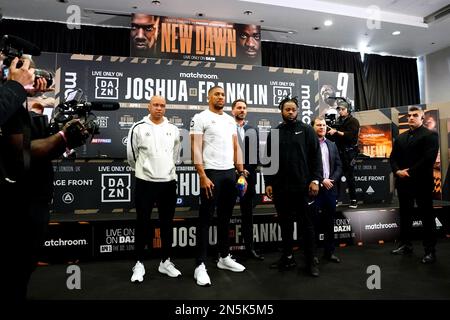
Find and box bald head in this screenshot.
[148,95,166,124]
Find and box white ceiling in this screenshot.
[1,0,450,57]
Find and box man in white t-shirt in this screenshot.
[127,95,182,283]
[190,86,247,286]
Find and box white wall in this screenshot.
[424,46,450,104]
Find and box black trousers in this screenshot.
[397,186,436,253]
[196,169,236,265]
[313,188,337,255]
[339,150,357,200]
[134,178,177,262]
[239,171,256,251]
[272,188,316,263]
[0,184,49,303]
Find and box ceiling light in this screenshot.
[392,31,401,35]
[243,10,253,15]
[151,0,161,5]
[324,20,333,26]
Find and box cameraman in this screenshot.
[327,100,360,209]
[0,56,88,303]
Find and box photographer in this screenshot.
[327,100,360,209]
[0,57,34,125]
[1,54,88,303]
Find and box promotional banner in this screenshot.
[130,14,262,65]
[398,109,441,199]
[31,53,354,212]
[317,71,355,118]
[359,123,393,158]
[52,159,270,213]
[338,158,393,204]
[51,54,353,159]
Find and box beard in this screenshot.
[282,114,297,123]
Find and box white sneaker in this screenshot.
[194,263,211,286]
[158,258,182,278]
[131,261,145,283]
[217,254,246,272]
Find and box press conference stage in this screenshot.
[27,202,450,303]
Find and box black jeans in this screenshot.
[196,169,236,265]
[339,148,357,200]
[239,171,256,251]
[134,178,177,262]
[272,188,316,263]
[397,187,436,253]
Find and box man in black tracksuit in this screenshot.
[390,106,439,264]
[264,96,323,277]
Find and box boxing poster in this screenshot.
[358,123,393,158]
[130,14,262,65]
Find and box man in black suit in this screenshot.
[231,99,264,260]
[312,117,342,263]
[390,106,439,264]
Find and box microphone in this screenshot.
[86,101,120,111]
[1,35,41,56]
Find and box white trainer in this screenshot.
[158,258,182,278]
[131,261,145,283]
[194,263,211,286]
[217,254,246,272]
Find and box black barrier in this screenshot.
[51,158,393,214]
[40,207,449,262]
[338,158,393,204]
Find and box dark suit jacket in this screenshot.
[390,125,439,192]
[321,139,342,195]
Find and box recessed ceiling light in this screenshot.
[313,27,320,31]
[243,10,253,15]
[152,0,161,5]
[324,20,333,26]
[392,31,401,35]
[196,13,205,17]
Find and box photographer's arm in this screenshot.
[31,119,88,160]
[30,132,66,159]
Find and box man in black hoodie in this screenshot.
[264,96,323,277]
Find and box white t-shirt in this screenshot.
[190,109,236,170]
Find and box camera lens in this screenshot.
[34,69,53,88]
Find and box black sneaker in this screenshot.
[270,255,296,270]
[349,200,358,209]
[391,244,413,255]
[421,252,436,264]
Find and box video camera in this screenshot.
[0,35,53,88]
[324,97,352,130]
[48,89,120,145]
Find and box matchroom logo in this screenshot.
[95,77,119,99]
